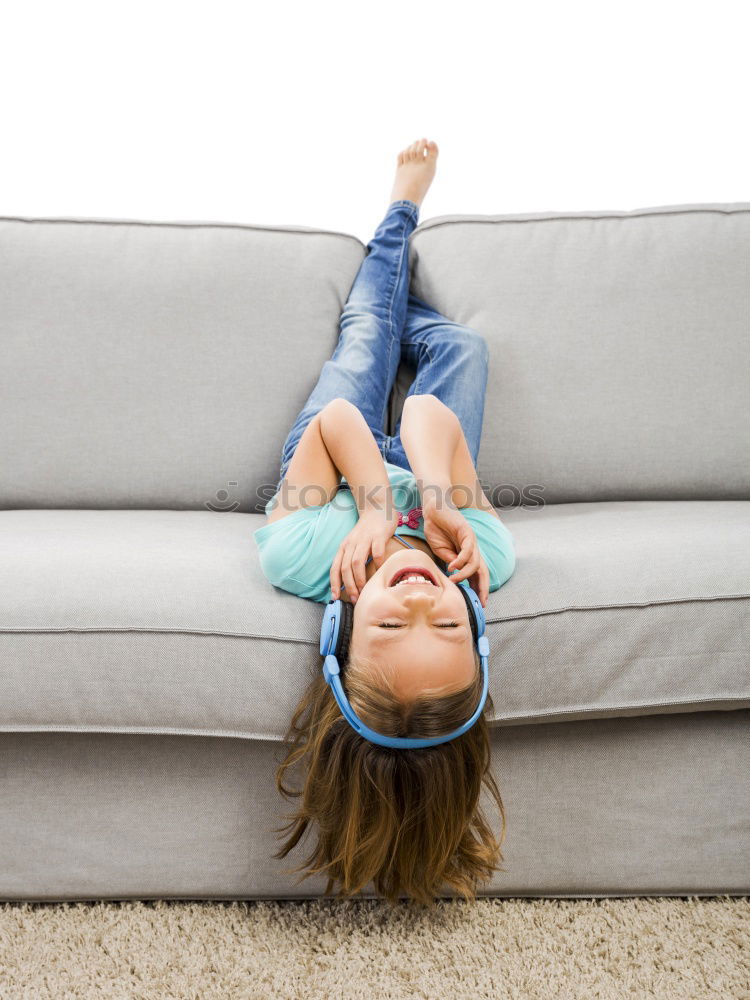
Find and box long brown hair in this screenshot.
[270,644,507,909]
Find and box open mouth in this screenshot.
[388,566,438,587]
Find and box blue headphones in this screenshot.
[320,574,490,749]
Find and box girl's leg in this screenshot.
[275,199,420,489]
[384,293,489,470]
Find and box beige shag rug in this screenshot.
[0,896,747,999]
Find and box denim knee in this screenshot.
[436,324,489,369]
[459,326,489,364]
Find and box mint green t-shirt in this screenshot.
[253,461,516,604]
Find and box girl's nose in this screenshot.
[400,588,438,610]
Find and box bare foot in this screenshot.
[390,138,439,209]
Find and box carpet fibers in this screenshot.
[0,895,747,999]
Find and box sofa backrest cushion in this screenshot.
[406,203,750,503]
[0,216,365,513]
[4,204,749,513]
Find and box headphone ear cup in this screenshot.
[335,599,355,666]
[458,584,479,646]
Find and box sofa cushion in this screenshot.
[0,215,365,513]
[0,504,747,740]
[407,203,750,503]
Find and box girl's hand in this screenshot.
[330,508,400,603]
[422,502,490,606]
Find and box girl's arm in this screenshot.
[398,393,499,518]
[267,398,399,601]
[399,394,498,604]
[267,397,392,523]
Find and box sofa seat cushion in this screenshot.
[0,503,747,739]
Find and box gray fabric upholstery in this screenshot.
[407,203,750,502]
[5,204,748,514]
[0,216,365,513]
[0,712,746,900]
[1,202,748,900]
[1,504,747,740]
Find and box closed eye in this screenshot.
[376,621,460,628]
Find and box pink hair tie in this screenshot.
[397,506,423,530]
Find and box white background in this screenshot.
[1,0,747,243]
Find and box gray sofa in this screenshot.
[0,203,748,902]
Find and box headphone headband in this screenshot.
[320,579,489,749]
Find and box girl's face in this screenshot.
[349,547,477,701]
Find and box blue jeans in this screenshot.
[276,198,489,488]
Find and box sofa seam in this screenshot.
[0,214,367,249]
[0,696,747,743]
[410,205,750,238]
[484,695,750,724]
[0,592,748,643]
[483,591,750,626]
[5,206,747,246]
